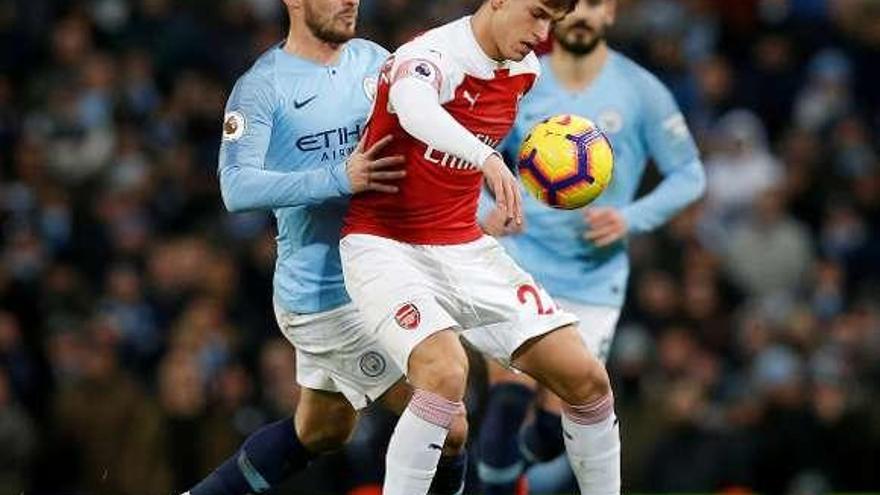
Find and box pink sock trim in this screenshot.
[563,392,614,426]
[408,389,464,429]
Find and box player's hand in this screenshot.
[347,135,406,194]
[583,207,628,247]
[481,206,525,237]
[482,154,523,226]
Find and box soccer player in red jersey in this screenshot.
[340,1,621,494]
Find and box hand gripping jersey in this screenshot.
[219,40,388,313]
[343,16,540,245]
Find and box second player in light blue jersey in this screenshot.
[183,2,467,495]
[469,1,706,493]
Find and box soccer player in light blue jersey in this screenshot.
[182,1,467,494]
[469,1,706,493]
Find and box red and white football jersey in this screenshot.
[343,16,540,245]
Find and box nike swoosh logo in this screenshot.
[293,95,317,109]
[428,443,443,451]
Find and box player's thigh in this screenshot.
[524,303,618,409]
[511,324,609,405]
[557,298,621,364]
[275,302,402,410]
[340,234,459,376]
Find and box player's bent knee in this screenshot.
[417,359,468,401]
[296,400,358,452]
[560,359,611,405]
[298,415,356,452]
[408,330,469,400]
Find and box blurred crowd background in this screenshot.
[1,0,880,494]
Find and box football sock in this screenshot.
[477,383,534,495]
[383,389,464,495]
[188,417,315,495]
[520,407,565,463]
[429,450,468,495]
[561,392,621,495]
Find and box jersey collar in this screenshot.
[275,40,351,71]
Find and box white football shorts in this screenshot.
[548,298,620,364]
[463,299,620,368]
[274,301,403,410]
[339,234,579,373]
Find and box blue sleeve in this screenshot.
[621,74,706,234]
[218,70,351,213]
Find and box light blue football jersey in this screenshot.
[219,40,388,313]
[490,51,706,308]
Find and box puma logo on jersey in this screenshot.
[463,90,480,109]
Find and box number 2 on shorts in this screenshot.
[517,284,555,315]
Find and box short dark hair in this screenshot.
[483,0,578,14]
[543,0,578,14]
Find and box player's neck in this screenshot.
[470,8,504,61]
[283,24,343,65]
[550,42,608,92]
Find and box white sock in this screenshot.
[384,389,464,495]
[561,393,621,495]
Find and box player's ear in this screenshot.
[605,0,617,24]
[489,0,508,11]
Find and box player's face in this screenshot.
[553,0,615,56]
[492,0,570,61]
[302,0,359,44]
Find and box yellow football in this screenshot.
[517,114,614,209]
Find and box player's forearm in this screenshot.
[219,161,350,212]
[390,78,496,168]
[621,158,706,234]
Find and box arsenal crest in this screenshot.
[394,302,421,330]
